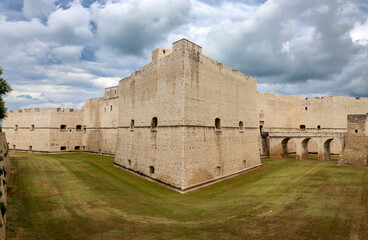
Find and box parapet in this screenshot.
[152,48,172,62]
[104,86,119,99]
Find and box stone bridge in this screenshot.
[268,132,346,161]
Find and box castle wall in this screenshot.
[180,39,260,189]
[3,108,83,152]
[114,44,187,189]
[0,133,11,240]
[258,93,368,155]
[339,114,368,165]
[81,95,119,155]
[114,39,261,191]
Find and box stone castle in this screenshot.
[3,39,368,192]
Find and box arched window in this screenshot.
[74,146,80,150]
[130,119,135,131]
[317,125,321,130]
[151,117,158,131]
[300,125,306,130]
[110,105,113,111]
[60,146,66,151]
[239,121,244,131]
[149,166,155,174]
[215,118,221,130]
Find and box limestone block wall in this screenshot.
[114,39,261,191]
[115,42,187,189]
[3,108,83,152]
[181,40,260,189]
[82,95,119,155]
[339,114,368,165]
[258,93,368,155]
[0,133,11,240]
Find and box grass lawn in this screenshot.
[6,152,368,240]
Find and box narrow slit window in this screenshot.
[110,105,112,111]
[215,118,221,130]
[130,119,135,131]
[30,124,35,131]
[149,166,155,174]
[239,121,244,131]
[151,117,158,131]
[15,125,18,131]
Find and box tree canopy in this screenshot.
[0,67,12,119]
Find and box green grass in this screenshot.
[6,152,368,240]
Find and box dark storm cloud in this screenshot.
[204,0,368,97]
[92,0,191,55]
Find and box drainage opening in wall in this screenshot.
[149,166,155,174]
[215,166,221,176]
[60,146,66,151]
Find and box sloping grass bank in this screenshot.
[6,152,368,240]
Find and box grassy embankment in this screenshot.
[6,152,368,240]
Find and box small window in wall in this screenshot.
[215,166,221,176]
[13,145,16,149]
[14,125,18,131]
[128,159,131,167]
[110,105,113,111]
[151,117,158,131]
[355,129,358,133]
[114,89,117,94]
[305,107,308,110]
[60,125,67,130]
[149,166,155,174]
[215,118,221,131]
[130,119,135,131]
[29,146,32,151]
[317,125,321,130]
[74,146,80,150]
[30,124,35,131]
[76,125,82,131]
[243,160,247,168]
[104,107,106,113]
[60,146,66,151]
[239,121,244,131]
[300,125,306,130]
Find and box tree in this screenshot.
[0,67,12,120]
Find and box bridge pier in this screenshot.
[295,138,310,160]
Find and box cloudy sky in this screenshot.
[0,0,367,110]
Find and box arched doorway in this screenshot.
[323,138,334,161]
[281,138,291,158]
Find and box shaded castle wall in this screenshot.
[339,114,368,165]
[82,92,119,155]
[0,133,11,240]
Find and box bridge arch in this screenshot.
[281,138,291,158]
[296,138,311,160]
